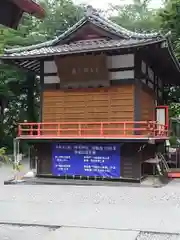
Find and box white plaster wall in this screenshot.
[148,67,154,81]
[107,54,134,69]
[43,54,135,83]
[44,61,57,74]
[109,70,134,80]
[44,76,60,84]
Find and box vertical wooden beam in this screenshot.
[145,63,148,85]
[134,51,141,134]
[26,72,37,122]
[162,80,166,105]
[40,60,44,122]
[134,80,141,121]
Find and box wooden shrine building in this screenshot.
[1,7,180,182]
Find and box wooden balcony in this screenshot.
[17,121,169,140]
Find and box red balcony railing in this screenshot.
[17,121,169,139]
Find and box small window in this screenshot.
[141,61,146,74]
[148,67,154,81]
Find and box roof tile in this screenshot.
[4,9,163,55]
[2,38,162,59]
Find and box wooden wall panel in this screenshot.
[55,54,109,88]
[42,85,134,136]
[139,87,156,122]
[43,85,134,122]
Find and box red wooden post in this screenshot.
[37,123,41,136]
[100,122,103,136]
[58,123,61,136]
[18,124,22,136]
[30,125,33,136]
[78,123,81,136]
[123,122,126,136]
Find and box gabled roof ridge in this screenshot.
[88,14,130,39]
[93,13,162,39]
[50,16,88,45]
[5,9,165,54]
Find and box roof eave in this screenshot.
[0,39,165,61]
[166,38,180,73]
[152,38,180,85]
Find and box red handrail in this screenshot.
[19,121,156,125]
[17,121,169,139]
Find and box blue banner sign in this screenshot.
[52,143,120,178]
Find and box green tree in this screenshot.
[0,0,84,151]
[159,0,180,117]
[159,0,180,44]
[37,0,84,38]
[109,0,161,32]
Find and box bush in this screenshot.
[169,136,178,146]
[0,147,8,166]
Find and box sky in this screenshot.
[74,0,163,10]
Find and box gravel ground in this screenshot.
[1,161,180,239]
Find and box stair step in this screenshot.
[167,172,180,178]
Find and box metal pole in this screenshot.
[13,138,17,165]
[176,148,178,168]
[17,139,20,159]
[28,145,31,169]
[13,138,18,180]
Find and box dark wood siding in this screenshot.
[120,143,141,180]
[36,143,51,175]
[33,141,145,181]
[34,141,162,181]
[0,1,22,29]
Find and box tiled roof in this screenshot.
[1,6,179,82]
[4,9,164,54]
[2,38,163,59]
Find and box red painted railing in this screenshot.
[17,121,168,139]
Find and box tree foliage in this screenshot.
[109,0,161,32]
[0,0,84,151]
[158,0,180,116]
